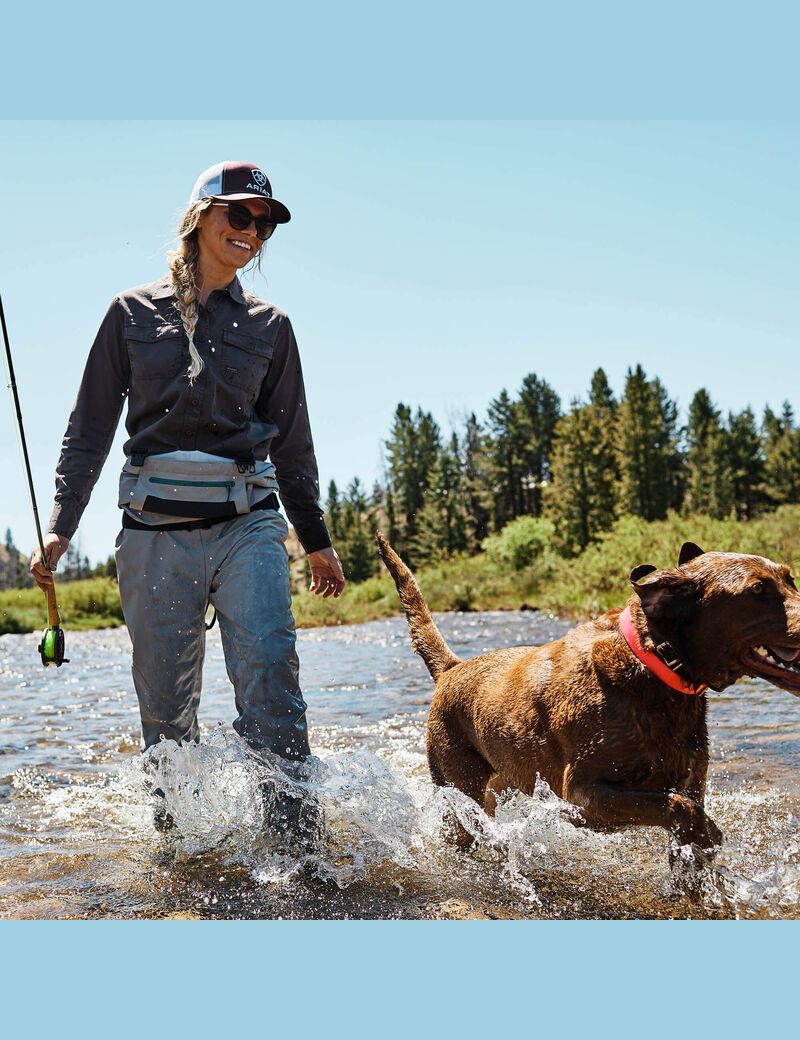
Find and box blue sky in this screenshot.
[1,120,797,564]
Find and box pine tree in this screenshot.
[589,368,616,415]
[615,365,676,521]
[765,422,800,506]
[384,403,417,551]
[653,377,684,512]
[461,412,491,551]
[545,393,618,555]
[728,406,766,519]
[516,374,561,516]
[545,400,593,554]
[485,389,521,530]
[325,480,342,541]
[383,404,441,560]
[586,368,619,529]
[762,404,786,450]
[337,478,376,583]
[385,488,398,545]
[369,481,384,508]
[411,435,468,565]
[684,389,734,518]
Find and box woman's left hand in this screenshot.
[308,546,346,598]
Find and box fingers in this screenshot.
[308,571,346,599]
[30,555,55,590]
[29,536,67,590]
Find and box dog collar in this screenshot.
[619,605,707,696]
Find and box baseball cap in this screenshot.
[189,161,291,224]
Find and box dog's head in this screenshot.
[629,542,800,695]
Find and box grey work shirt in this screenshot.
[47,275,331,553]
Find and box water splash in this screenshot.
[3,716,800,918]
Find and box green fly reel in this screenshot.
[38,625,69,667]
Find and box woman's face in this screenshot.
[196,198,270,273]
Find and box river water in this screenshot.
[2,610,799,920]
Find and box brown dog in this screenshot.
[377,535,800,859]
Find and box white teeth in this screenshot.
[230,240,251,251]
[752,646,800,673]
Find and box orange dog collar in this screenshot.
[619,605,707,696]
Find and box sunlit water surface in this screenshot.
[2,611,799,919]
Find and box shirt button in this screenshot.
[191,398,200,407]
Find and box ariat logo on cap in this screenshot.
[247,169,272,196]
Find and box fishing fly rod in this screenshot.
[0,294,68,667]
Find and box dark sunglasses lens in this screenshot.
[255,219,276,241]
[226,203,251,232]
[226,203,275,240]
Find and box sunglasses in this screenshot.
[211,201,276,241]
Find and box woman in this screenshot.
[31,161,345,812]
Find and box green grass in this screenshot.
[3,506,799,635]
[0,578,125,635]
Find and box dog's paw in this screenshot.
[668,793,723,851]
[702,814,724,850]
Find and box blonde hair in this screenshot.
[167,198,213,385]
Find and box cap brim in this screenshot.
[211,193,291,223]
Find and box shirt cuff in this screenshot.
[292,516,332,555]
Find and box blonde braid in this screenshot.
[167,199,212,385]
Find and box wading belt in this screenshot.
[122,493,280,531]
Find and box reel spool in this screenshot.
[38,625,69,667]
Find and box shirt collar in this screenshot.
[152,274,246,304]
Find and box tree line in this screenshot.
[4,366,797,590]
[326,365,800,577]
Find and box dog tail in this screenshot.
[376,534,461,680]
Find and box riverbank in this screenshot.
[2,506,799,635]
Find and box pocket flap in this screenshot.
[222,328,275,358]
[125,321,183,342]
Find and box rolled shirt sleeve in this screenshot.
[47,299,129,541]
[256,316,331,554]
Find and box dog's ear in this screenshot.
[678,542,705,566]
[631,568,699,630]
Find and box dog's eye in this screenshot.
[750,582,764,595]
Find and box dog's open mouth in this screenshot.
[743,643,800,693]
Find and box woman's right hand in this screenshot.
[30,534,70,591]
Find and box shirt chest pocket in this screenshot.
[221,329,275,395]
[125,321,185,381]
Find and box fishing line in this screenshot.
[0,294,68,666]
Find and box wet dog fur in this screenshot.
[376,535,800,861]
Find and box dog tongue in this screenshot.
[769,644,800,663]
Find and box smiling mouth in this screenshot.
[742,643,800,692]
[229,239,252,252]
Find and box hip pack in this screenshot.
[118,452,278,526]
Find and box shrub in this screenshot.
[482,516,556,571]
